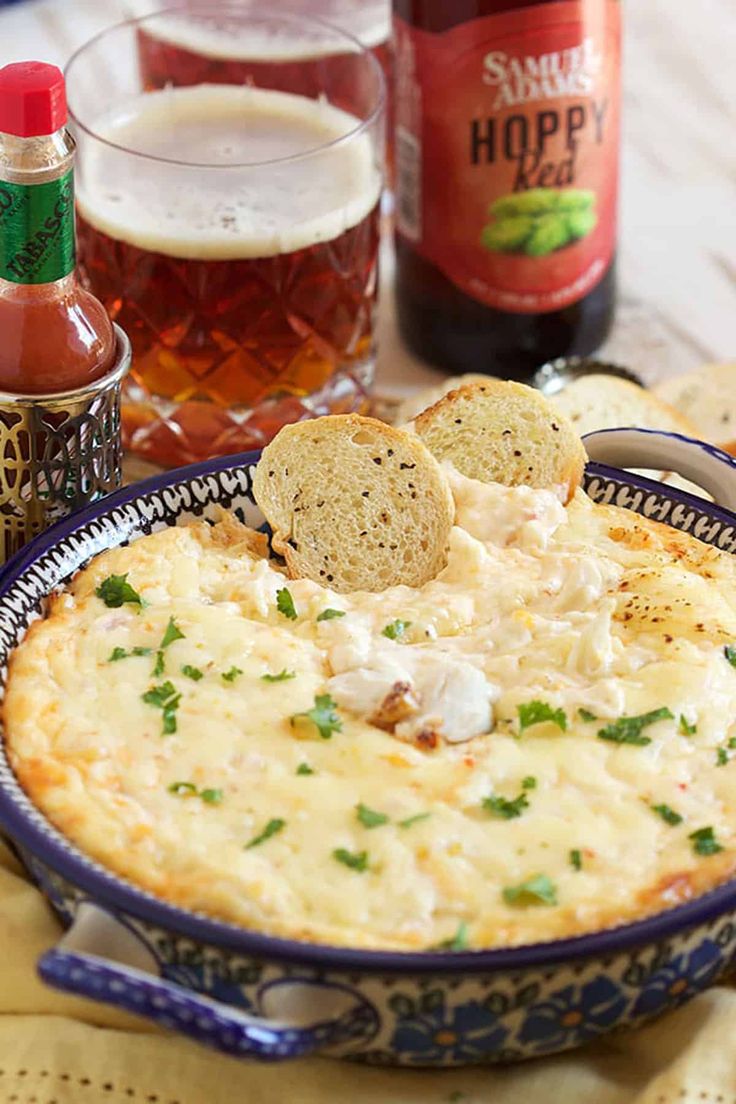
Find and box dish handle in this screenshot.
[38,904,344,1061]
[582,428,736,512]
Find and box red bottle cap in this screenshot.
[0,61,67,138]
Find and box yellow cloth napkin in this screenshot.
[1,838,735,1104]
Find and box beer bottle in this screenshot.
[393,1,620,379]
[0,61,114,394]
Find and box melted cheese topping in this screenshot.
[5,473,736,950]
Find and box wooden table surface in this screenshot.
[1,0,734,404]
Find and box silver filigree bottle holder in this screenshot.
[0,323,131,565]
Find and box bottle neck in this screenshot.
[0,127,76,287]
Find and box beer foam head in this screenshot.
[135,3,389,56]
[75,85,382,260]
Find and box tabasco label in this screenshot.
[0,170,75,285]
[394,1,620,313]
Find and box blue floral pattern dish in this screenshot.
[389,991,510,1063]
[1,429,736,1067]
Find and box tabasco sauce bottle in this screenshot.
[0,61,114,393]
[393,1,620,379]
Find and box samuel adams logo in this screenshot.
[481,37,602,107]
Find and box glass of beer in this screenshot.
[65,8,385,468]
[131,0,394,191]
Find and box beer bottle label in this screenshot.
[394,1,620,313]
[0,170,75,285]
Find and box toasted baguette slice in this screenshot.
[414,380,586,502]
[253,415,454,593]
[396,373,490,426]
[655,363,736,451]
[550,374,699,438]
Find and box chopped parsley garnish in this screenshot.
[296,762,315,776]
[151,618,185,677]
[356,803,389,828]
[679,715,697,736]
[333,847,369,872]
[597,707,673,746]
[222,666,243,683]
[168,781,222,805]
[168,781,197,796]
[162,707,178,735]
[434,921,469,952]
[518,700,567,734]
[382,619,411,640]
[729,737,736,750]
[482,792,529,819]
[160,617,185,649]
[399,812,432,828]
[689,826,724,856]
[577,708,597,722]
[142,680,181,735]
[291,693,342,739]
[143,681,180,708]
[276,587,297,620]
[261,669,296,683]
[717,747,729,766]
[181,665,203,681]
[502,873,558,907]
[108,645,152,662]
[316,608,346,622]
[96,573,143,609]
[200,788,223,805]
[652,803,683,826]
[569,849,583,871]
[724,644,736,668]
[521,776,537,790]
[245,818,286,849]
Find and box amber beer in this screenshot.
[393,0,620,378]
[74,84,381,468]
[134,3,394,185]
[135,3,391,99]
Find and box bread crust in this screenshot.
[552,374,700,438]
[655,362,736,448]
[415,379,587,503]
[253,414,454,593]
[396,373,490,426]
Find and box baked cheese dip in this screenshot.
[5,468,736,951]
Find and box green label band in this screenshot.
[0,170,75,285]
